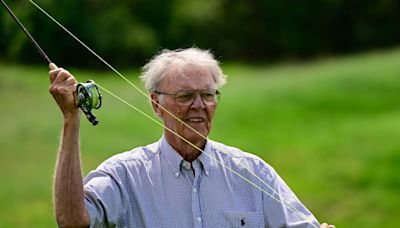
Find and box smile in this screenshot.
[186,117,205,123]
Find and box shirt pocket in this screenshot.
[221,211,263,228]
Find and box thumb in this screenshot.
[49,62,58,70]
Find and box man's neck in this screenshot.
[165,134,206,162]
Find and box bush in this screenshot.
[1,0,399,67]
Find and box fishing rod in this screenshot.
[2,1,320,225]
[0,0,102,125]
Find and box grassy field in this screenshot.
[1,48,400,227]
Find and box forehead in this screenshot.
[160,64,216,91]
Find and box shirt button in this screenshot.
[192,188,197,193]
[197,217,202,223]
[184,162,191,170]
[205,171,209,176]
[175,172,179,177]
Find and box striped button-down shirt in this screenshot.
[84,136,320,227]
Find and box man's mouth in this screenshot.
[185,117,205,123]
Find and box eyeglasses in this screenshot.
[155,89,220,105]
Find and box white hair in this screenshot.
[140,47,227,92]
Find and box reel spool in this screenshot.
[76,80,102,125]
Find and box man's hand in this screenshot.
[48,63,79,118]
[320,223,335,228]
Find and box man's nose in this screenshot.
[191,94,205,109]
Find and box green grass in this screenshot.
[1,47,400,227]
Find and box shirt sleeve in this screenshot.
[261,166,320,228]
[84,168,127,228]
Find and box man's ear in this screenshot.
[150,93,162,117]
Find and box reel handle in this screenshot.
[49,63,102,126]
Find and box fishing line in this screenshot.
[28,1,317,225]
[97,83,318,227]
[27,0,318,225]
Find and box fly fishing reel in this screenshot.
[76,80,102,125]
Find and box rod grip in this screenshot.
[49,62,58,70]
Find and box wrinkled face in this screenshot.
[151,64,218,145]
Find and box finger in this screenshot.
[64,78,78,92]
[53,69,72,85]
[49,68,62,83]
[48,71,76,96]
[328,225,335,228]
[49,67,68,84]
[48,63,60,83]
[65,75,78,85]
[49,62,58,70]
[320,223,328,228]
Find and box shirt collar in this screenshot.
[159,135,212,176]
[198,140,211,176]
[160,136,183,177]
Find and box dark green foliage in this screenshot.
[1,0,399,67]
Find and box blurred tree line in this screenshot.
[1,0,399,67]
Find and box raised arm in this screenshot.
[49,63,90,227]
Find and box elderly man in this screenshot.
[50,48,334,228]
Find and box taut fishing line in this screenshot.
[2,0,319,226]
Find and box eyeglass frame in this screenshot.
[154,89,221,105]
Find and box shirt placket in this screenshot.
[191,160,203,228]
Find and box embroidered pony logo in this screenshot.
[241,217,245,226]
